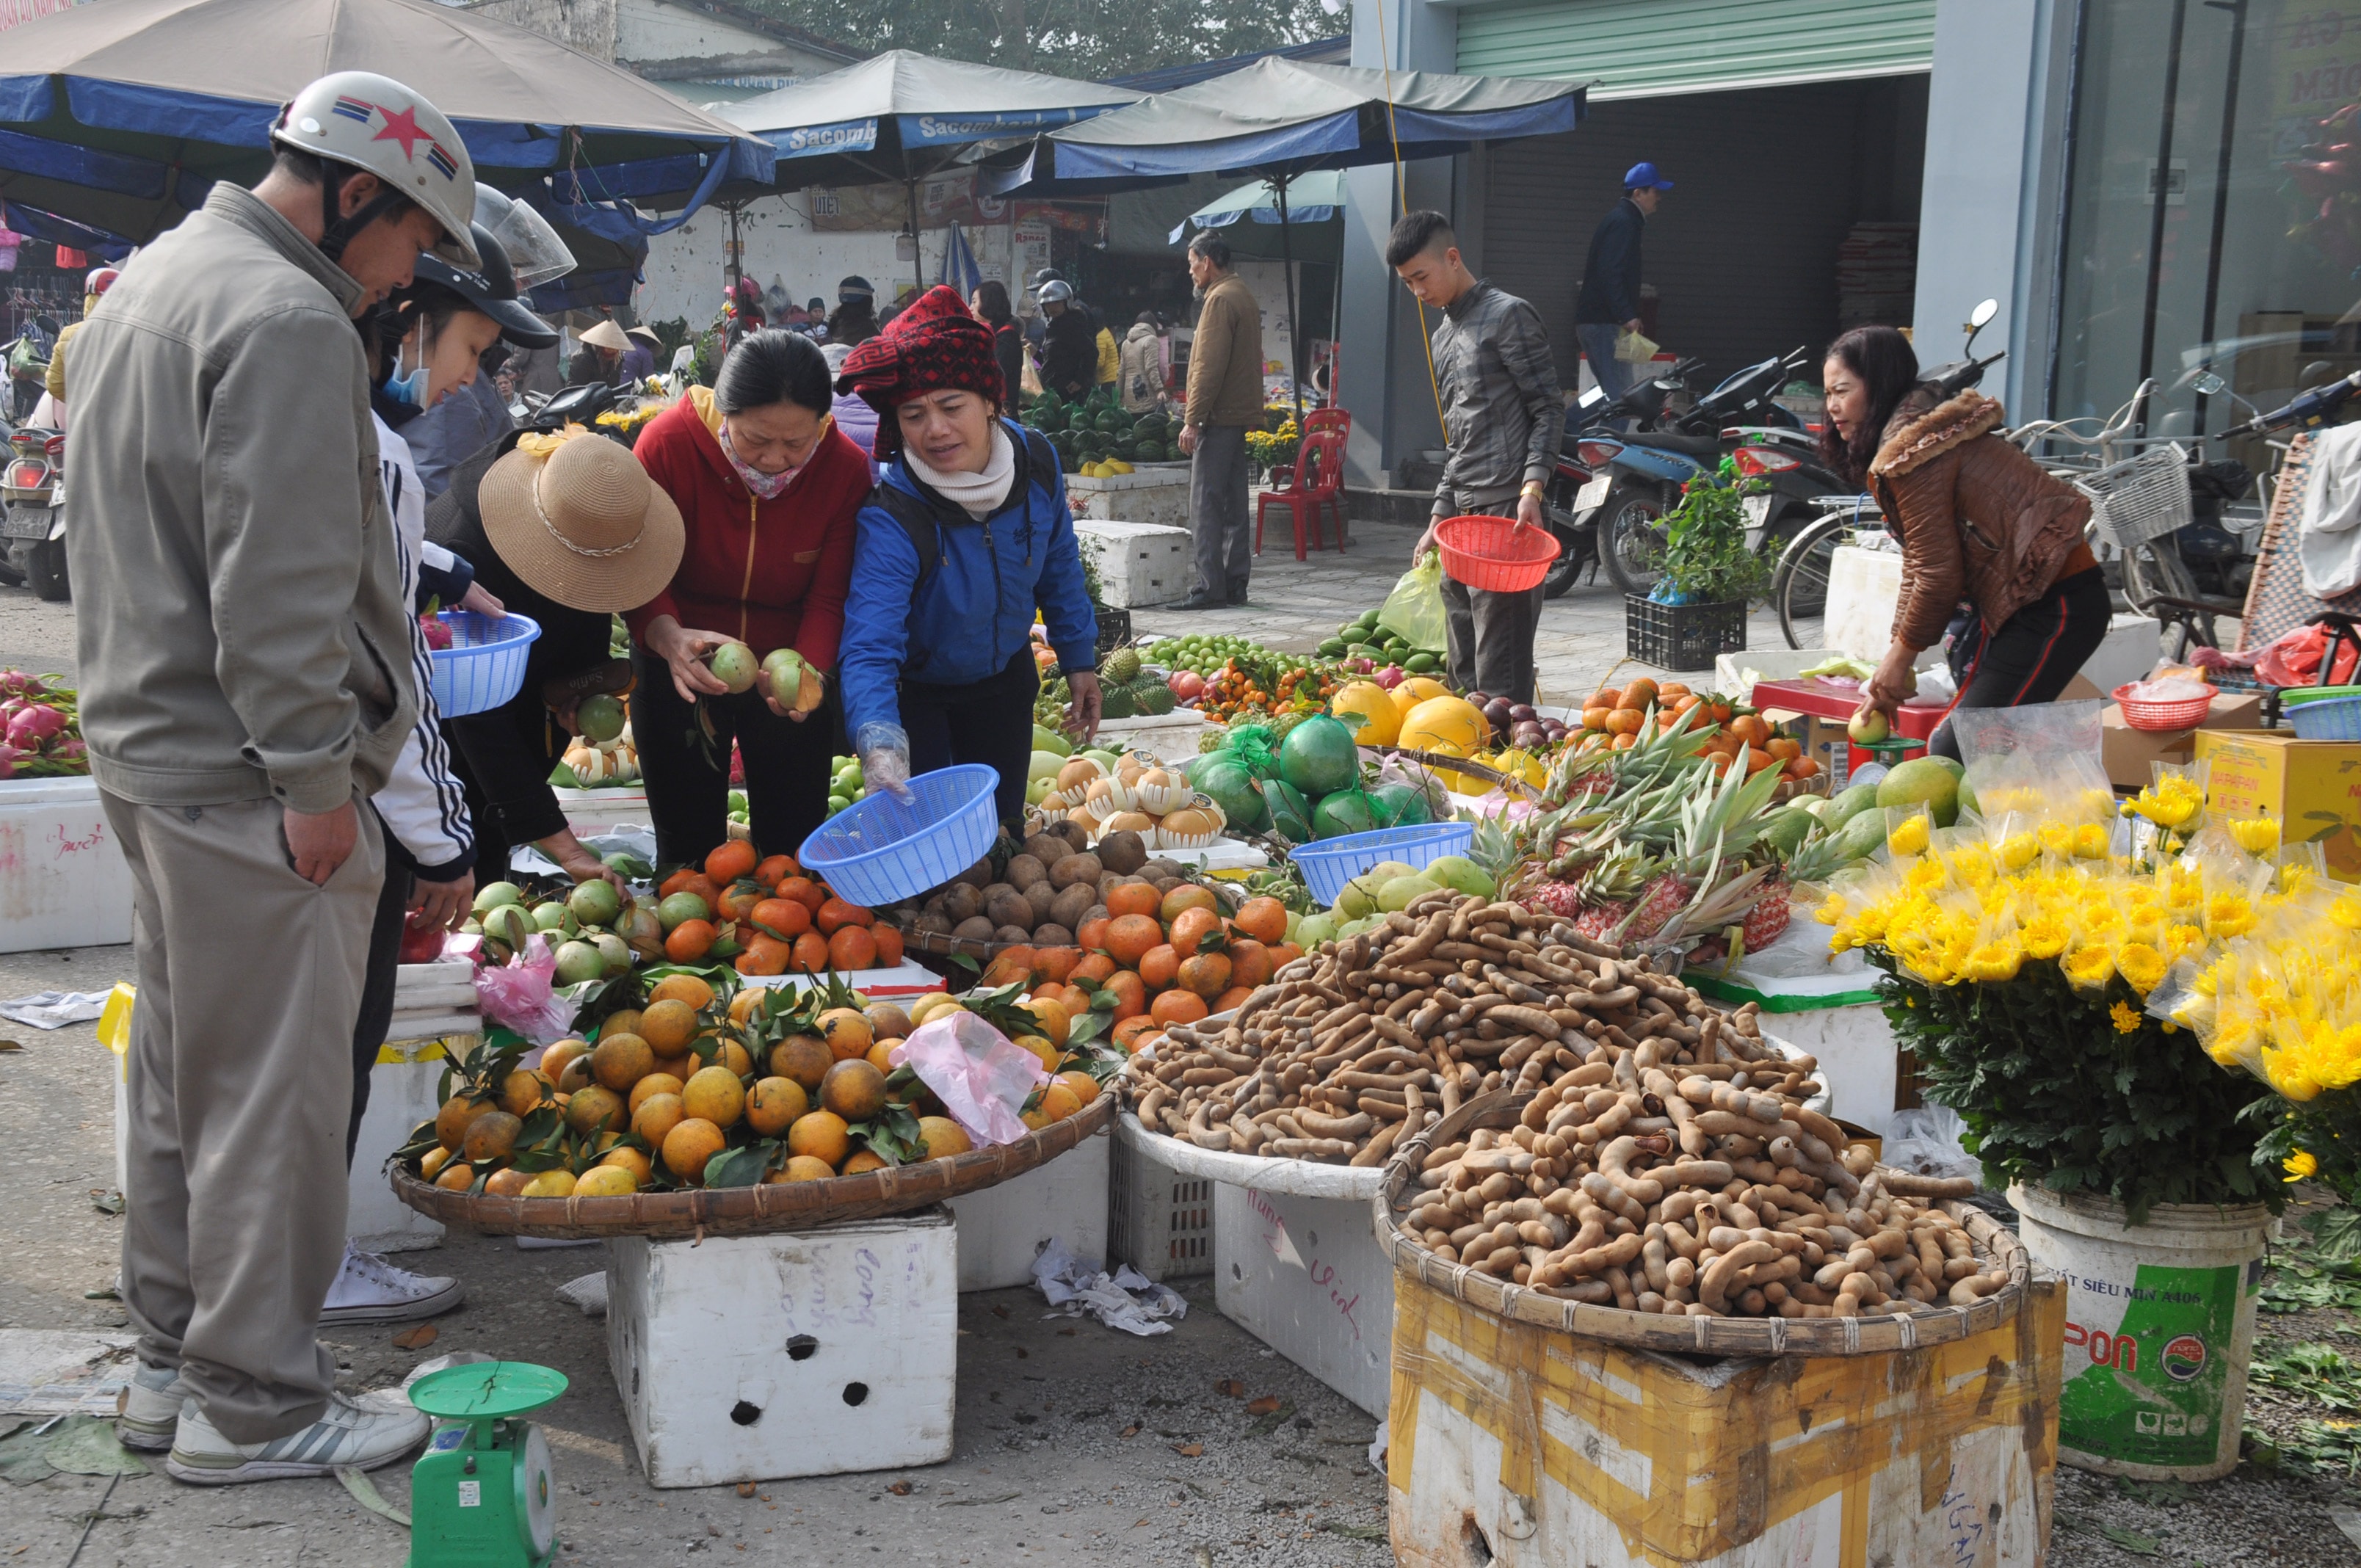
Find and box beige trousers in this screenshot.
[105,791,384,1443]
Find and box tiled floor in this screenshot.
[1122,515,1795,703]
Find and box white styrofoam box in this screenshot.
[1158,837,1269,874]
[347,1034,462,1251]
[553,791,652,836]
[1108,1128,1212,1282]
[1076,518,1193,606]
[942,1128,1108,1290]
[2083,613,2166,696]
[606,1211,957,1487]
[1095,711,1211,765]
[1070,472,1194,533]
[1760,1005,1897,1136]
[0,776,133,952]
[741,961,946,1001]
[1213,1183,1395,1418]
[385,960,480,1045]
[1716,646,1849,695]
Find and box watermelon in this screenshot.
[1194,757,1261,830]
[1259,779,1313,842]
[1280,715,1361,797]
[1367,781,1432,828]
[1312,788,1379,839]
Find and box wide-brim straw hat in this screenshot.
[479,432,683,613]
[578,319,631,353]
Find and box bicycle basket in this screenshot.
[2072,443,2192,548]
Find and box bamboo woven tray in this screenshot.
[1372,1092,2029,1357]
[390,1092,1114,1239]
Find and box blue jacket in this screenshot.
[839,418,1098,751]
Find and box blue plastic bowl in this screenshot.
[1291,821,1475,908]
[428,610,541,718]
[2289,692,2361,742]
[797,763,1000,908]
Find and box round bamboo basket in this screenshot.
[391,1092,1113,1239]
[1372,1092,2029,1357]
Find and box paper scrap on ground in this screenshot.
[556,1271,608,1318]
[1029,1239,1186,1336]
[0,991,111,1029]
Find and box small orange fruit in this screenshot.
[599,1146,653,1183]
[1177,950,1232,998]
[1111,1016,1161,1051]
[1100,970,1147,1021]
[681,1065,746,1128]
[1056,1070,1103,1106]
[435,1094,498,1152]
[713,1039,755,1078]
[769,1034,832,1090]
[631,1092,686,1149]
[865,1038,903,1072]
[1226,938,1274,990]
[791,931,832,973]
[1158,884,1216,923]
[1075,916,1113,954]
[1017,996,1069,1046]
[816,896,872,934]
[816,1006,874,1061]
[820,1059,888,1122]
[435,1161,476,1191]
[664,919,717,962]
[705,840,758,884]
[645,974,716,1011]
[1168,907,1223,958]
[576,1164,638,1197]
[661,1117,727,1182]
[1104,914,1163,966]
[1232,896,1288,945]
[563,1086,625,1136]
[484,1166,535,1197]
[746,1076,810,1136]
[828,925,878,971]
[865,1001,914,1040]
[871,924,905,967]
[786,1110,851,1167]
[499,1068,555,1118]
[915,1115,973,1160]
[590,1031,654,1092]
[537,1039,590,1084]
[980,945,1037,987]
[766,1155,839,1183]
[1106,882,1162,920]
[1031,945,1075,982]
[627,1072,685,1115]
[1136,943,1180,992]
[752,853,797,887]
[1150,989,1208,1026]
[841,1149,889,1175]
[1211,985,1255,1015]
[1070,951,1117,984]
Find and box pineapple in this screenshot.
[1740,822,1851,951]
[1574,841,1651,939]
[1623,757,1788,943]
[1526,881,1585,919]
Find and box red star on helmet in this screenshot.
[371,103,429,161]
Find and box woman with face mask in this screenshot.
[625,328,874,867]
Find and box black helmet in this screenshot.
[838,275,874,302]
[410,222,558,348]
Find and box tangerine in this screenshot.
[706,840,758,883]
[749,897,810,938]
[777,875,825,912]
[485,1167,535,1197]
[639,998,699,1053]
[820,1059,888,1122]
[590,1031,654,1092]
[1100,970,1147,1021]
[766,1155,838,1183]
[979,945,1036,987]
[1729,714,1770,747]
[1211,985,1256,1014]
[462,1110,523,1163]
[1232,896,1288,945]
[564,1086,625,1136]
[865,1038,903,1072]
[1106,882,1162,920]
[661,1117,727,1182]
[646,973,716,1011]
[1104,914,1162,966]
[1177,951,1232,998]
[576,1164,639,1197]
[1168,907,1223,957]
[786,1110,851,1167]
[681,1065,746,1128]
[1136,943,1180,992]
[499,1068,554,1118]
[664,919,717,962]
[752,853,797,887]
[747,1077,810,1136]
[631,1092,685,1148]
[769,1034,832,1091]
[1226,938,1274,989]
[537,1039,590,1084]
[1017,996,1069,1046]
[816,1006,873,1060]
[1031,945,1076,983]
[659,868,701,899]
[1159,884,1217,923]
[736,937,793,976]
[713,882,761,923]
[1070,951,1118,984]
[841,1149,890,1175]
[1056,1070,1103,1106]
[626,1072,685,1115]
[871,924,904,967]
[1111,1016,1161,1051]
[1074,916,1113,954]
[1149,989,1208,1026]
[915,1116,972,1159]
[790,931,831,973]
[828,925,878,970]
[434,1161,476,1191]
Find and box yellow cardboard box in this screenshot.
[2194,727,2361,880]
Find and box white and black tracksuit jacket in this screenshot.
[371,413,474,880]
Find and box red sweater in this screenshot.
[625,388,869,670]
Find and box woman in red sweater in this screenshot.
[628,330,871,867]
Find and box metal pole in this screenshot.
[907,177,925,300]
[2193,0,2249,436]
[1277,174,1303,430]
[2136,0,2189,392]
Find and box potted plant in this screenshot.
[1822,766,2291,1482]
[1625,460,1769,670]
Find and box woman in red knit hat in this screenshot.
[626,329,871,867]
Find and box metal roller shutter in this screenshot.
[1456,0,1936,98]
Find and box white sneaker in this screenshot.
[166,1392,428,1484]
[319,1244,463,1326]
[115,1362,189,1453]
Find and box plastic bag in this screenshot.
[1377,553,1448,653]
[896,1009,1047,1147]
[473,934,579,1044]
[1885,1104,1981,1182]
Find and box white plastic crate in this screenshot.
[1095,711,1212,766]
[345,1034,463,1251]
[942,1128,1108,1291]
[606,1211,957,1487]
[0,776,132,952]
[1075,519,1193,606]
[1107,1128,1213,1282]
[1213,1184,1394,1418]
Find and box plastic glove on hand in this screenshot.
[862,747,913,802]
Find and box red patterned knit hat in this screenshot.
[834,284,1004,457]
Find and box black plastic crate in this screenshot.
[1093,603,1133,661]
[1625,595,1746,671]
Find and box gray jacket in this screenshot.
[1429,280,1563,519]
[66,183,414,814]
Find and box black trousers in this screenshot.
[1929,567,2112,763]
[631,647,839,872]
[347,810,416,1169]
[902,650,1040,832]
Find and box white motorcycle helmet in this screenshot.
[270,70,479,270]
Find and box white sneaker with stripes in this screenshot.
[115,1362,189,1453]
[166,1392,428,1485]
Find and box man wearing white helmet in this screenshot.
[66,70,477,1486]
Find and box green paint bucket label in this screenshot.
[2056,1260,2248,1466]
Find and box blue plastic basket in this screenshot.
[2288,692,2361,742]
[1290,821,1474,907]
[427,611,541,718]
[797,763,1000,908]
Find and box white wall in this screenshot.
[634,194,1015,332]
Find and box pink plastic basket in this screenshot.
[2111,681,2215,732]
[1435,514,1559,592]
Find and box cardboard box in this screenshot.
[2102,694,2263,791]
[2194,725,2361,881]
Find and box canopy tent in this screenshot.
[1168,169,1346,244]
[987,59,1584,420]
[0,0,775,306]
[721,51,1139,295]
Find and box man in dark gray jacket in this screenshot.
[69,71,483,1487]
[1389,211,1562,703]
[1573,161,1672,407]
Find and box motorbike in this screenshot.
[0,424,67,600]
[1538,357,1702,598]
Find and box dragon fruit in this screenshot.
[0,744,18,779]
[46,736,86,765]
[0,671,48,699]
[7,704,67,750]
[418,611,454,651]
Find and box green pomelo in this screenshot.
[1423,854,1496,900]
[576,694,625,744]
[1312,789,1379,841]
[1279,715,1361,797]
[1876,757,1962,828]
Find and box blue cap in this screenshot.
[1623,161,1674,192]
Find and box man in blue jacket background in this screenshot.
[1574,161,1672,408]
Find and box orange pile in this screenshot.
[655,840,906,975]
[1573,680,1821,783]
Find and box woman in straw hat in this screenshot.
[569,317,630,387]
[626,329,872,867]
[836,286,1100,828]
[424,426,684,884]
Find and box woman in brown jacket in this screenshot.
[1821,326,2103,761]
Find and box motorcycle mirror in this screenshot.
[2190,371,2228,397]
[1968,298,1999,330]
[2302,360,2339,390]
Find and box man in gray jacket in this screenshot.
[68,71,482,1487]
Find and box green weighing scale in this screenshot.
[407,1362,569,1568]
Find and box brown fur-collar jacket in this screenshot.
[1868,388,2092,652]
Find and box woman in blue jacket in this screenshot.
[835,286,1101,827]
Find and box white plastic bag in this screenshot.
[894,1009,1046,1147]
[1885,1104,1981,1183]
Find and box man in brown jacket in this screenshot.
[1175,233,1265,609]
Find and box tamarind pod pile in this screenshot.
[1122,888,1771,1172]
